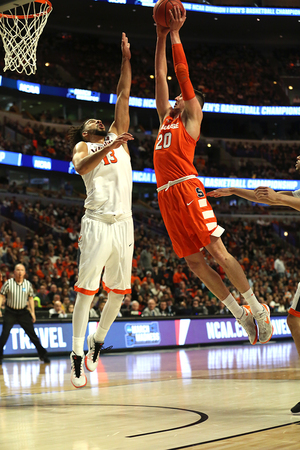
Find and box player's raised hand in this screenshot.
[155,21,170,37]
[207,188,233,198]
[110,132,134,149]
[121,32,131,60]
[169,5,186,31]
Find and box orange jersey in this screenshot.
[153,115,198,188]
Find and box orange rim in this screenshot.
[0,0,52,19]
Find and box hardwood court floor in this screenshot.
[1,340,300,450]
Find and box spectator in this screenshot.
[275,298,287,313]
[274,255,286,278]
[47,283,59,304]
[130,300,142,316]
[89,297,99,318]
[66,303,74,314]
[141,298,160,317]
[49,300,66,318]
[140,246,152,272]
[62,296,71,312]
[98,299,107,317]
[173,264,188,286]
[120,295,132,317]
[158,300,168,316]
[35,284,52,308]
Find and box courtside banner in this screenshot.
[96,0,300,17]
[2,75,300,115]
[0,316,291,356]
[0,150,298,192]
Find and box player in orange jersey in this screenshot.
[153,6,273,345]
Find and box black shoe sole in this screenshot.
[291,402,300,413]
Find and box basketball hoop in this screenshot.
[0,0,52,75]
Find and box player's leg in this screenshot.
[288,315,300,412]
[287,283,300,413]
[71,291,92,387]
[185,251,258,345]
[85,291,123,372]
[17,310,50,363]
[205,236,273,344]
[71,216,111,387]
[0,308,16,362]
[287,314,300,355]
[85,217,134,372]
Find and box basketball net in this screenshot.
[0,0,52,76]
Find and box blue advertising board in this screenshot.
[0,149,299,192]
[0,315,291,356]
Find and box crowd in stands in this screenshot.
[274,48,300,78]
[1,113,300,183]
[0,32,296,106]
[223,141,300,180]
[2,118,72,162]
[0,196,299,321]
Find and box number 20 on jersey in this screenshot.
[155,132,172,150]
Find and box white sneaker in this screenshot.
[237,305,258,345]
[254,304,273,344]
[85,334,104,372]
[70,351,87,388]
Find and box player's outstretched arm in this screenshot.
[255,187,300,211]
[169,7,202,139]
[207,187,257,201]
[155,23,172,124]
[72,133,134,175]
[110,32,132,136]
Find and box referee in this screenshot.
[0,263,50,364]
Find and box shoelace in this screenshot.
[92,343,113,362]
[72,353,83,378]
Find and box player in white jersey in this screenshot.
[68,32,134,388]
[208,155,300,412]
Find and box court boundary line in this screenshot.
[166,420,300,449]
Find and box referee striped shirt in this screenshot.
[0,278,34,309]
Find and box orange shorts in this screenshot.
[158,178,224,258]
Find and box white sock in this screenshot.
[242,288,264,316]
[72,337,85,356]
[222,293,244,319]
[95,291,123,343]
[72,292,93,355]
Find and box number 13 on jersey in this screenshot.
[155,132,172,150]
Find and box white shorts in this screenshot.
[74,214,134,296]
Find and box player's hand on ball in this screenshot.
[169,5,186,30]
[155,21,170,36]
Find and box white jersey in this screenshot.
[82,132,132,216]
[293,189,300,198]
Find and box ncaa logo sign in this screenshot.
[33,157,52,170]
[17,80,40,95]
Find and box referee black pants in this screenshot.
[0,307,47,359]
